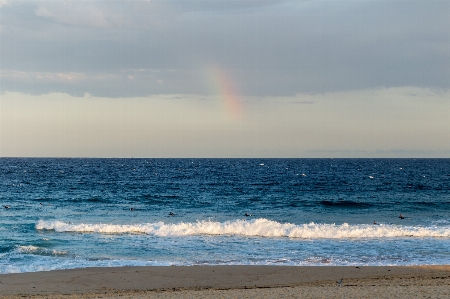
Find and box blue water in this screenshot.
[1,158,449,273]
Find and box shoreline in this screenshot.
[1,265,450,298]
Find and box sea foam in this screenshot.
[16,245,68,256]
[36,219,450,239]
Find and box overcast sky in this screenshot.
[1,0,449,157]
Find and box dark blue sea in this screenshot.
[1,158,450,273]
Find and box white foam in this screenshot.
[16,245,67,256]
[36,219,450,239]
[17,245,40,253]
[0,256,171,274]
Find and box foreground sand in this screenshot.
[1,266,449,298]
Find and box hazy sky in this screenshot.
[1,0,449,157]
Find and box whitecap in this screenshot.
[36,219,450,239]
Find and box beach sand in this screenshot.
[1,266,449,298]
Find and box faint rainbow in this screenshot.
[206,66,242,120]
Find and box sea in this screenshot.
[1,158,449,273]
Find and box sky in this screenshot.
[0,0,449,158]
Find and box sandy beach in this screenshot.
[0,266,449,298]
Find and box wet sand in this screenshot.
[1,265,449,298]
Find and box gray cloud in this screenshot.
[1,0,449,97]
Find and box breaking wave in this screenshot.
[36,219,450,239]
[16,245,68,256]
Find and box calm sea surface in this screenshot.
[1,158,449,273]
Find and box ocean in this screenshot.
[1,158,449,273]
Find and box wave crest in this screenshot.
[16,245,68,256]
[36,219,450,239]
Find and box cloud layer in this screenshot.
[1,0,449,97]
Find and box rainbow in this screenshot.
[206,66,242,119]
